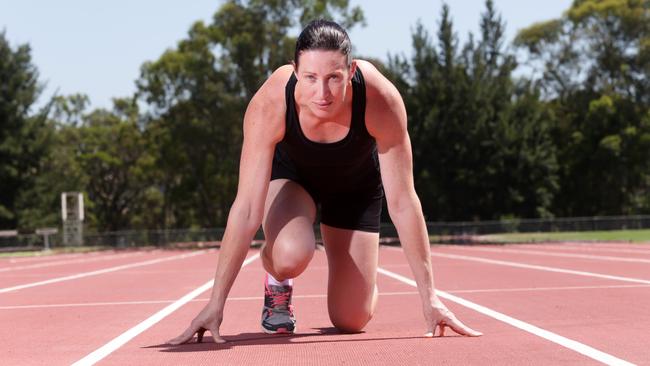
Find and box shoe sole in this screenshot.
[261,324,296,335]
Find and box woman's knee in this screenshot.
[329,308,374,333]
[262,240,314,280]
[328,284,377,333]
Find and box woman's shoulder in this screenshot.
[355,60,403,109]
[246,65,292,118]
[268,64,294,86]
[355,60,401,104]
[355,60,407,138]
[243,65,293,143]
[254,65,293,103]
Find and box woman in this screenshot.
[169,19,481,344]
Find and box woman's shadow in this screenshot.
[146,327,429,353]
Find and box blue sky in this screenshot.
[1,0,572,110]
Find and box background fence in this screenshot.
[2,215,650,252]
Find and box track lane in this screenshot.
[0,251,149,273]
[382,246,648,365]
[453,245,650,263]
[98,247,599,365]
[1,252,88,264]
[6,244,646,365]
[434,245,650,282]
[0,249,221,365]
[71,253,261,366]
[0,250,180,289]
[507,243,650,256]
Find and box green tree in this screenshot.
[75,99,156,231]
[136,0,365,228]
[17,95,163,232]
[15,97,89,229]
[0,31,45,229]
[388,1,558,221]
[515,0,650,215]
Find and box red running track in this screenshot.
[1,242,649,365]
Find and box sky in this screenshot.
[1,0,572,110]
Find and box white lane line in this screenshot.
[71,252,261,366]
[434,243,650,255]
[430,252,650,285]
[377,267,636,366]
[511,244,650,255]
[0,250,209,294]
[0,291,421,310]
[1,300,183,310]
[7,252,87,263]
[450,284,650,294]
[557,242,650,250]
[0,252,147,272]
[6,284,650,311]
[450,246,650,264]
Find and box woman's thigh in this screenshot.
[261,179,317,279]
[321,223,379,332]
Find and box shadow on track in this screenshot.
[144,327,460,352]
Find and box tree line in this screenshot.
[1,0,648,232]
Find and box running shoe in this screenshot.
[261,274,296,334]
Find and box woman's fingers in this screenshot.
[168,325,227,345]
[196,327,206,343]
[445,315,483,337]
[167,324,200,345]
[424,310,483,338]
[210,328,227,344]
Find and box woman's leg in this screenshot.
[321,224,379,333]
[261,179,317,279]
[260,179,317,333]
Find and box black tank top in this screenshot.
[272,68,383,198]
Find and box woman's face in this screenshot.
[294,50,356,119]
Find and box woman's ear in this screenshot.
[292,60,298,79]
[349,60,357,81]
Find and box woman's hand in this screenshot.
[423,299,483,337]
[167,303,227,345]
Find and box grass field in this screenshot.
[476,229,650,243]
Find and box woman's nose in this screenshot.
[317,80,331,99]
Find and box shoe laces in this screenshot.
[266,287,291,310]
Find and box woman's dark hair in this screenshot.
[294,19,352,68]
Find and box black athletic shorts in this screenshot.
[271,165,383,233]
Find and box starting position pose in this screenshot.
[169,19,481,344]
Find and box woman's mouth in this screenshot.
[314,101,332,109]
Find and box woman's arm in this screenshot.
[168,65,292,345]
[360,60,481,337]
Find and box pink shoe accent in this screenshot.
[265,283,293,308]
